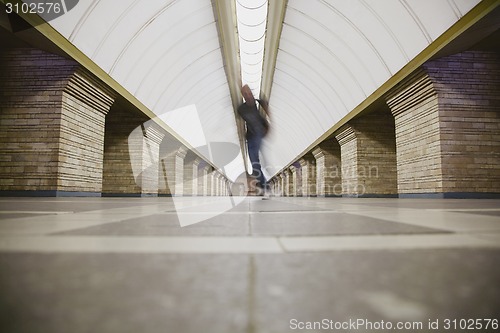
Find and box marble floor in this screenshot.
[0,197,499,333]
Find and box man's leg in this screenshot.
[247,136,266,188]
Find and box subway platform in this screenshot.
[0,197,499,333]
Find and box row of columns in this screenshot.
[270,51,500,198]
[0,48,232,197]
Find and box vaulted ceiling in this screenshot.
[16,0,497,181]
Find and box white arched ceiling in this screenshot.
[49,0,245,181]
[261,0,481,177]
[47,0,483,181]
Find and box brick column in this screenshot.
[225,178,230,196]
[274,176,278,195]
[282,169,291,196]
[214,172,220,196]
[312,140,341,197]
[128,124,165,196]
[174,147,187,196]
[102,105,165,197]
[222,178,228,196]
[103,106,145,196]
[197,162,206,196]
[208,168,215,196]
[221,175,226,196]
[290,166,297,196]
[158,146,187,196]
[282,171,288,197]
[183,155,200,196]
[216,173,222,196]
[334,110,398,197]
[210,172,217,196]
[0,49,115,196]
[202,165,211,196]
[386,51,500,198]
[299,155,316,197]
[278,173,285,196]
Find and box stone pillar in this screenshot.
[210,172,217,196]
[221,176,226,196]
[279,176,284,196]
[290,164,302,196]
[216,174,222,196]
[183,155,200,197]
[290,167,297,196]
[283,169,291,196]
[212,173,217,196]
[222,178,228,196]
[203,165,211,196]
[102,106,146,196]
[279,173,285,196]
[125,123,165,197]
[215,174,220,196]
[386,51,500,198]
[0,49,115,196]
[158,145,187,197]
[334,110,397,197]
[312,141,341,197]
[174,148,187,196]
[272,179,277,195]
[197,162,205,196]
[299,155,316,197]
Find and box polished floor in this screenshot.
[0,196,499,333]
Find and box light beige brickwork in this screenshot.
[135,125,165,196]
[197,163,207,196]
[279,173,285,196]
[210,172,217,196]
[222,178,228,196]
[158,143,187,197]
[0,49,115,196]
[202,165,211,196]
[290,165,302,196]
[277,174,284,196]
[102,104,165,196]
[312,140,341,197]
[174,147,188,196]
[215,174,220,196]
[183,154,200,196]
[283,172,288,196]
[334,110,397,197]
[215,173,222,196]
[299,154,316,197]
[386,51,500,197]
[386,70,444,195]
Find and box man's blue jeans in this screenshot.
[247,135,266,188]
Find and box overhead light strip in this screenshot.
[236,0,269,98]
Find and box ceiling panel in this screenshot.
[262,0,481,176]
[49,0,244,181]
